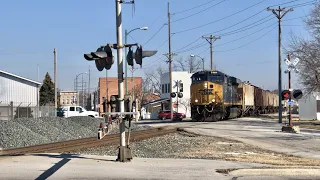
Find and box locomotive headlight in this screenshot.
[195,99,198,103]
[204,83,208,88]
[211,99,215,102]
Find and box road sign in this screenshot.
[173,80,182,88]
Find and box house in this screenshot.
[298,92,320,120]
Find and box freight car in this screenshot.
[190,70,279,122]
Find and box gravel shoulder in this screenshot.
[0,117,152,149]
[66,131,320,166]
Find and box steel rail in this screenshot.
[0,127,177,156]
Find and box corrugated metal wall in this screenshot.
[0,73,39,106]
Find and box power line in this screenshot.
[173,37,202,52]
[173,0,266,34]
[214,23,277,47]
[143,24,165,47]
[172,0,221,15]
[171,0,228,23]
[214,26,276,52]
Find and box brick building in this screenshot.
[98,77,142,115]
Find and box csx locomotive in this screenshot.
[190,70,279,122]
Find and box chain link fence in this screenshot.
[0,101,56,120]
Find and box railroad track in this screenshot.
[0,127,177,156]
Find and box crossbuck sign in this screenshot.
[284,57,300,73]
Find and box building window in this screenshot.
[167,83,170,93]
[162,84,164,94]
[165,84,167,93]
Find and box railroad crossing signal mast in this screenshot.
[83,0,157,162]
[281,54,302,133]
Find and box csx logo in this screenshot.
[198,89,213,95]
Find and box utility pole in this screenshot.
[54,48,57,116]
[82,74,84,107]
[167,2,174,121]
[267,6,293,123]
[130,67,138,99]
[202,35,220,70]
[88,66,91,110]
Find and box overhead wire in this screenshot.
[143,23,166,47]
[214,26,277,52]
[171,0,228,23]
[173,0,266,34]
[172,0,222,15]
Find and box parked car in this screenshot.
[158,110,186,120]
[61,106,99,118]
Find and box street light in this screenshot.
[125,26,148,95]
[75,72,88,107]
[190,54,205,71]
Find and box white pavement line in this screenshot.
[230,169,320,177]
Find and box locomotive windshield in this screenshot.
[192,73,207,83]
[208,75,224,83]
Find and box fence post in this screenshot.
[10,101,13,120]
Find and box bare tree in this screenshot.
[288,2,320,94]
[173,56,202,73]
[178,99,190,115]
[144,66,168,94]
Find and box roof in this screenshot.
[0,70,41,85]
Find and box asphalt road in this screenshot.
[136,117,320,160]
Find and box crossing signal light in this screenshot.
[127,47,134,66]
[126,45,158,67]
[135,45,143,66]
[292,89,303,100]
[281,90,290,100]
[84,44,114,71]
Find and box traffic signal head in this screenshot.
[281,90,291,100]
[127,47,134,66]
[135,45,143,67]
[84,45,114,71]
[170,92,176,98]
[293,89,303,100]
[178,92,183,98]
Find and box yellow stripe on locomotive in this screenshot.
[190,81,223,105]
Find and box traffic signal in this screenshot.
[170,92,176,98]
[292,89,303,100]
[135,45,143,66]
[281,90,290,100]
[109,95,119,113]
[126,45,158,67]
[127,47,134,66]
[84,44,114,71]
[124,95,133,118]
[178,92,183,98]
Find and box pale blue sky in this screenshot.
[0,0,316,91]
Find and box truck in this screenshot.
[61,106,99,118]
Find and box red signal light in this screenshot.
[283,93,289,98]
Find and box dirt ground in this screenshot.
[69,131,320,166]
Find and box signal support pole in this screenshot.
[115,0,131,162]
[202,35,220,70]
[54,48,57,116]
[267,6,293,123]
[287,54,292,127]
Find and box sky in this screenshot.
[0,0,317,92]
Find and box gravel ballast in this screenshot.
[69,131,320,166]
[0,117,152,149]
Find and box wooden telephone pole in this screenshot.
[267,6,293,123]
[202,35,220,70]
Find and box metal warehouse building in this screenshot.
[0,70,41,120]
